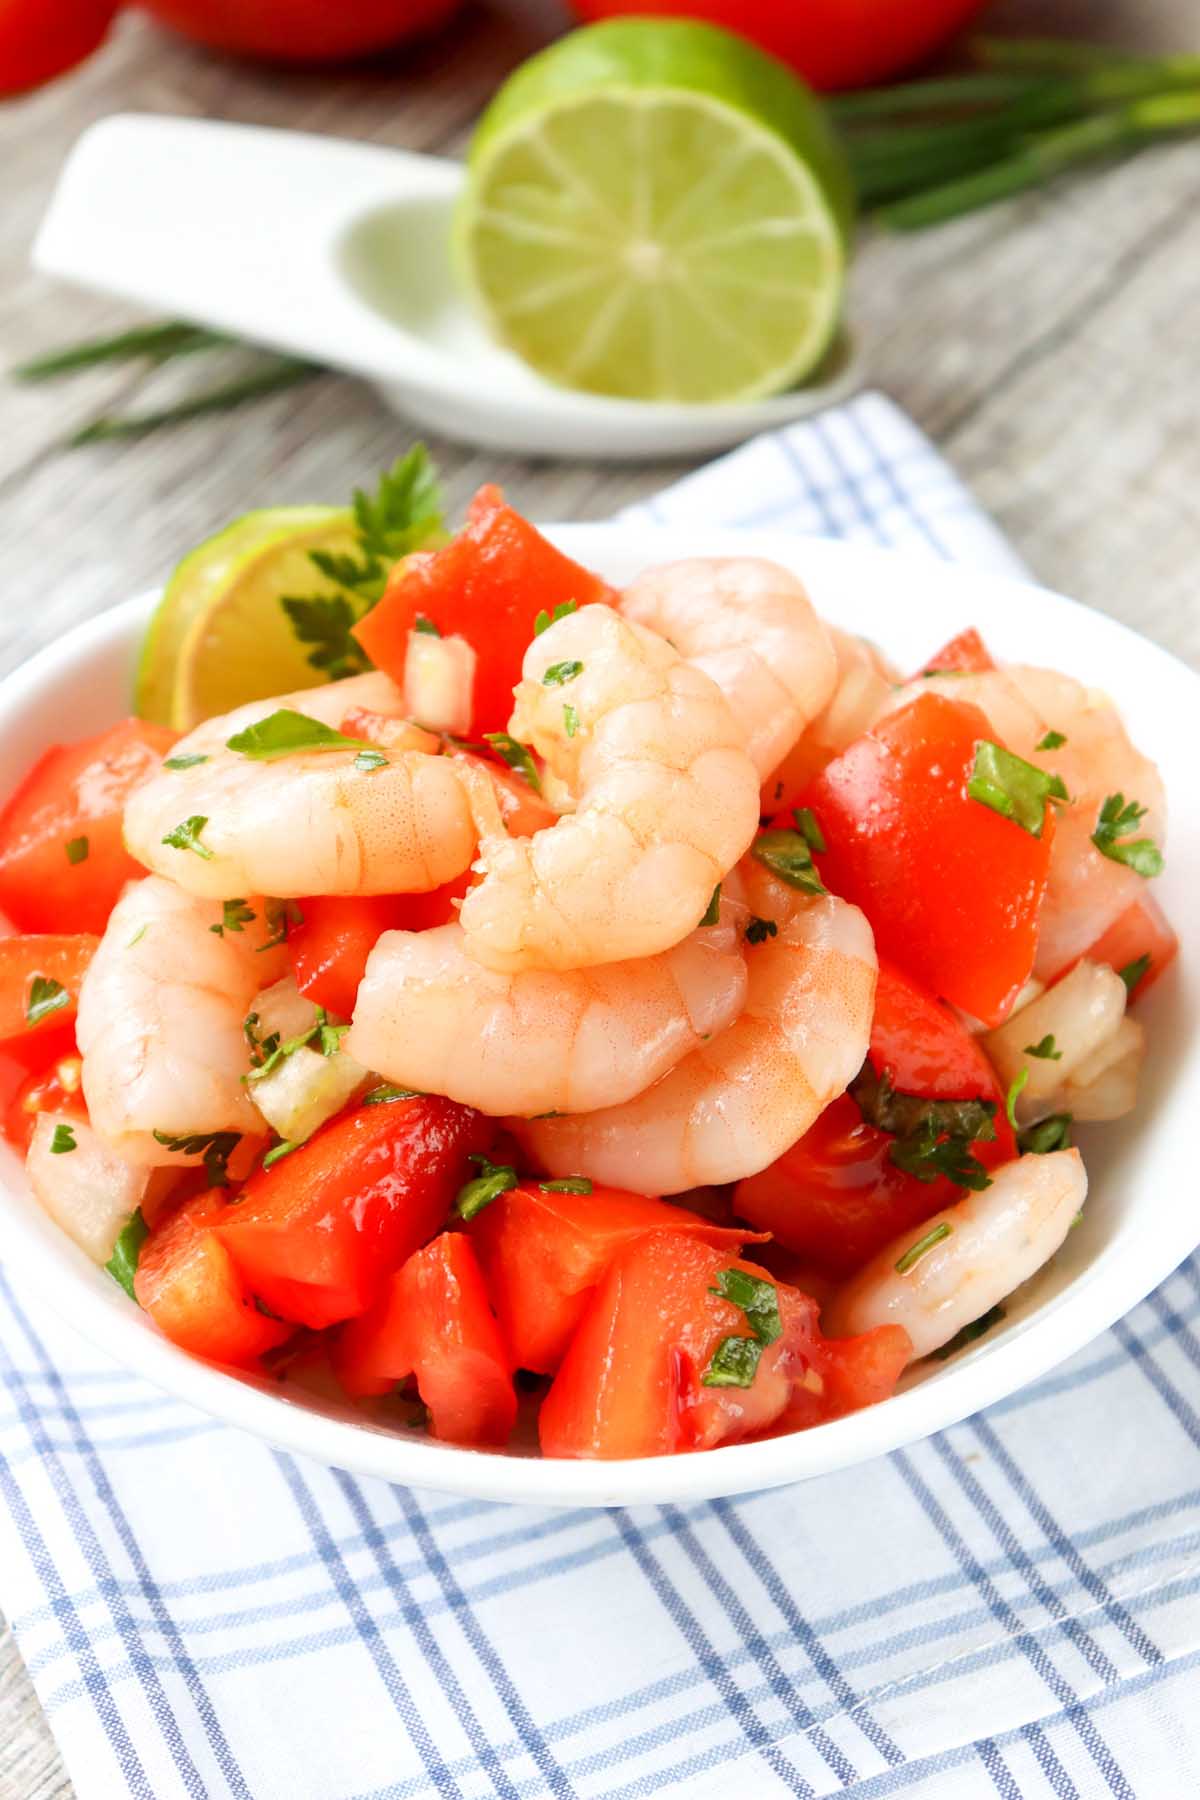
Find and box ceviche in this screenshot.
[0,456,1176,1460]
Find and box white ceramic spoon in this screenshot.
[32,113,865,460]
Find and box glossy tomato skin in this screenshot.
[215,1095,491,1329]
[797,692,1054,1027]
[0,718,176,934]
[0,0,119,94]
[916,627,995,678]
[539,1232,909,1459]
[565,1,989,91]
[137,0,461,63]
[1079,890,1178,1004]
[135,1190,294,1369]
[470,1183,762,1375]
[354,486,614,737]
[335,1233,516,1446]
[289,896,421,1019]
[4,1055,86,1156]
[0,934,99,1068]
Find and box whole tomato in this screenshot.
[565,1,994,91]
[135,0,462,62]
[0,0,120,94]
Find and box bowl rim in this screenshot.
[2,524,1197,1509]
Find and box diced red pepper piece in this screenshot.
[135,1190,293,1369]
[1077,890,1178,1003]
[0,934,98,1068]
[916,627,995,678]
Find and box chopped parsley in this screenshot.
[542,659,583,687]
[127,924,147,948]
[967,741,1067,838]
[162,815,214,859]
[353,748,388,772]
[1036,730,1067,751]
[483,732,541,794]
[26,976,70,1029]
[702,1268,782,1390]
[792,806,826,854]
[210,898,256,937]
[226,709,370,761]
[1005,1069,1029,1128]
[243,1012,281,1068]
[895,1220,952,1274]
[257,898,304,952]
[105,1208,149,1301]
[455,1153,519,1221]
[262,1139,300,1170]
[151,1128,241,1187]
[851,1062,996,1191]
[933,1304,1006,1359]
[563,703,579,739]
[247,1006,346,1082]
[49,1123,77,1154]
[700,884,721,927]
[1091,793,1164,878]
[1024,1034,1062,1060]
[164,752,209,770]
[538,1177,593,1194]
[413,614,440,636]
[746,916,777,946]
[1017,1113,1073,1155]
[65,835,89,865]
[752,828,826,896]
[1118,953,1151,993]
[534,600,578,636]
[280,594,369,681]
[362,1082,422,1104]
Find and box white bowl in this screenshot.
[1,527,1197,1508]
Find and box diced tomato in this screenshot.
[447,748,557,839]
[334,1233,516,1446]
[796,693,1054,1026]
[135,1189,293,1369]
[4,1054,86,1155]
[0,718,176,934]
[539,1233,909,1460]
[470,1183,764,1375]
[353,486,614,736]
[215,1095,491,1329]
[1078,890,1179,1003]
[0,934,98,1068]
[916,627,995,678]
[289,896,417,1019]
[733,960,1012,1277]
[774,1325,913,1434]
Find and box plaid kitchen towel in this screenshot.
[2,391,1198,1800]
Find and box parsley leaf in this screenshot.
[1118,953,1151,993]
[895,1220,952,1273]
[968,741,1067,838]
[793,806,826,854]
[257,898,304,952]
[49,1122,77,1154]
[700,884,721,927]
[26,976,70,1028]
[933,1304,1006,1359]
[164,752,209,770]
[891,1123,993,1190]
[210,898,256,937]
[65,835,89,865]
[162,815,213,859]
[1036,730,1067,751]
[280,594,368,680]
[1017,1113,1073,1155]
[702,1335,765,1388]
[563,702,579,739]
[243,1011,281,1069]
[1005,1069,1029,1128]
[262,1139,300,1170]
[701,1267,782,1389]
[534,600,578,636]
[247,1006,345,1083]
[226,709,369,760]
[851,1063,997,1149]
[1091,793,1164,878]
[1024,1034,1062,1060]
[362,1082,422,1104]
[538,1177,593,1194]
[543,659,583,687]
[152,1128,241,1187]
[483,732,541,794]
[413,614,440,636]
[745,916,777,946]
[455,1153,519,1221]
[752,828,826,895]
[105,1208,149,1301]
[354,748,388,772]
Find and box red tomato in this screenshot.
[564,1,990,91]
[0,718,176,935]
[215,1095,491,1329]
[734,960,1013,1276]
[0,0,119,94]
[289,896,417,1019]
[136,0,461,62]
[796,692,1054,1026]
[470,1182,763,1375]
[334,1233,516,1446]
[0,935,98,1068]
[447,748,557,839]
[916,627,995,678]
[539,1232,909,1459]
[353,486,614,737]
[4,1054,86,1155]
[135,1190,294,1369]
[1078,890,1178,1004]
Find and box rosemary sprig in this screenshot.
[14,321,228,382]
[70,358,322,446]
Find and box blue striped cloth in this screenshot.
[2,392,1198,1800]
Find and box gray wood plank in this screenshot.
[1,0,1197,1792]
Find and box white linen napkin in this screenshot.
[2,391,1198,1800]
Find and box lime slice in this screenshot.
[136,507,359,730]
[456,18,854,405]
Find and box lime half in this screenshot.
[456,18,854,405]
[136,507,359,730]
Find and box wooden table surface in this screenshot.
[1,0,1197,1790]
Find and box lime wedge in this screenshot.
[456,18,854,405]
[136,507,359,730]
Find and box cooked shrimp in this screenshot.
[620,557,837,780]
[457,604,761,973]
[877,666,1165,981]
[76,876,284,1165]
[765,628,899,810]
[982,959,1142,1126]
[514,868,876,1192]
[348,899,749,1117]
[825,1149,1086,1360]
[124,672,476,900]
